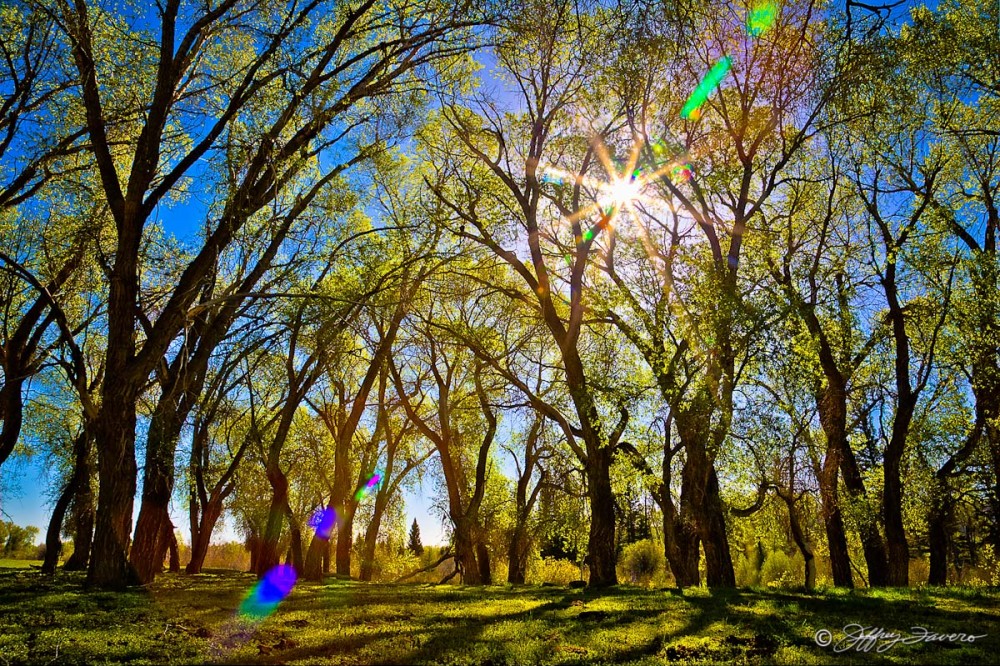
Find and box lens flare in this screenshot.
[671,163,694,182]
[748,1,777,37]
[354,472,383,501]
[239,564,297,620]
[608,177,641,206]
[308,506,337,540]
[680,57,732,120]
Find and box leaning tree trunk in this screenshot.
[359,492,390,582]
[42,473,78,574]
[778,489,816,590]
[838,445,891,587]
[186,498,223,574]
[63,468,95,571]
[130,410,183,584]
[43,429,92,573]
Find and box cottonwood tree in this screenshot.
[47,0,484,588]
[390,326,500,583]
[418,0,633,586]
[903,0,1000,580]
[585,0,841,586]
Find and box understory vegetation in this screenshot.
[1,569,998,665]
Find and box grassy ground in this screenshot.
[0,568,998,665]
[0,559,41,568]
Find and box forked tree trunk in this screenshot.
[186,498,223,574]
[131,409,184,583]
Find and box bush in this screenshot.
[760,549,805,588]
[735,554,761,587]
[528,557,584,585]
[619,539,665,585]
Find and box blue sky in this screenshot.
[0,30,520,551]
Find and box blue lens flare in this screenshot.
[239,564,297,620]
[308,506,337,540]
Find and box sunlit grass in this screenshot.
[1,568,998,664]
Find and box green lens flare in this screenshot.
[748,1,777,37]
[680,57,732,120]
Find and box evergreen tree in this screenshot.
[407,519,424,556]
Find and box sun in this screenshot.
[607,176,642,208]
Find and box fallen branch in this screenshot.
[395,550,454,583]
[438,567,460,585]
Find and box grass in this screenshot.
[0,568,998,665]
[0,559,41,568]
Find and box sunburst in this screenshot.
[536,134,695,246]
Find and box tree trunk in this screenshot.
[476,541,492,584]
[63,470,95,571]
[256,470,289,577]
[587,448,618,587]
[87,393,140,589]
[247,531,259,573]
[0,377,26,469]
[186,498,223,574]
[42,472,78,574]
[335,510,354,577]
[702,467,735,587]
[779,490,816,590]
[130,409,183,583]
[883,418,912,587]
[836,444,890,587]
[452,515,481,585]
[928,488,950,585]
[164,521,180,573]
[43,429,92,574]
[303,531,327,581]
[507,524,529,584]
[818,439,853,588]
[359,496,388,582]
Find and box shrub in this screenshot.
[760,549,805,588]
[619,539,664,585]
[735,554,761,587]
[528,557,584,585]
